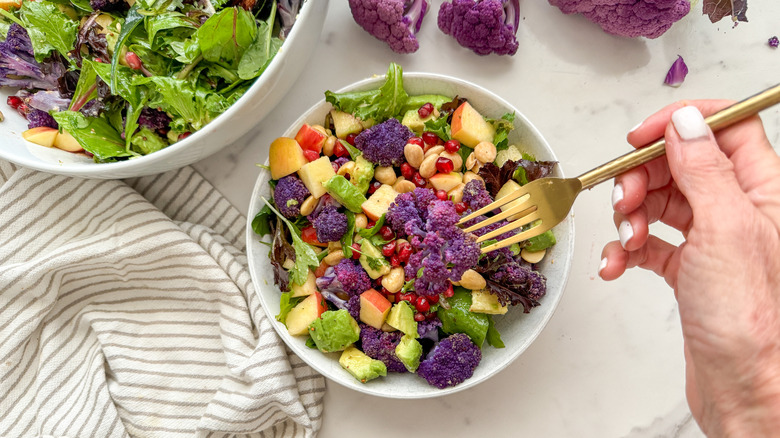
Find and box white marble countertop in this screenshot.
[195,2,780,437]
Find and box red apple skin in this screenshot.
[451,103,464,137]
[294,124,327,153]
[359,289,392,329]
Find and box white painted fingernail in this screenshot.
[629,121,643,133]
[598,257,608,275]
[611,183,624,208]
[618,220,633,249]
[671,106,709,141]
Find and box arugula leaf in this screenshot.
[490,112,515,152]
[20,1,78,62]
[237,0,282,80]
[261,197,319,286]
[52,111,135,161]
[252,204,273,237]
[703,0,748,23]
[339,139,361,160]
[358,214,385,238]
[340,211,356,259]
[325,63,409,122]
[132,75,224,130]
[196,7,256,68]
[111,3,143,94]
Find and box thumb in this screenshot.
[665,106,744,215]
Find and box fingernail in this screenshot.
[618,220,633,249]
[629,121,643,133]
[671,106,709,141]
[598,257,608,275]
[611,183,624,208]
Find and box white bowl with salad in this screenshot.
[246,64,574,398]
[0,0,327,178]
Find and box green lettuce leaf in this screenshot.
[237,1,281,80]
[20,1,78,62]
[324,63,409,122]
[52,111,135,161]
[196,7,256,68]
[110,3,144,94]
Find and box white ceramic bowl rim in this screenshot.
[246,72,575,399]
[0,0,321,176]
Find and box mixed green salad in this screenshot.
[252,63,559,389]
[0,0,302,161]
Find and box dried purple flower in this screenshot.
[664,55,688,88]
[769,36,779,48]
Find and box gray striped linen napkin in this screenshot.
[0,160,325,438]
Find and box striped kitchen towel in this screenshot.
[0,160,325,438]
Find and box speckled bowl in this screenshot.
[246,73,575,398]
[0,0,328,179]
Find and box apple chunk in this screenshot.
[330,110,363,139]
[297,156,336,199]
[359,289,392,329]
[269,137,307,180]
[451,101,496,148]
[22,127,58,148]
[361,184,398,221]
[429,172,463,193]
[0,0,22,10]
[285,291,328,336]
[294,124,327,153]
[290,270,317,297]
[53,130,84,152]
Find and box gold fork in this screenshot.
[460,83,780,254]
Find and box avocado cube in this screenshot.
[525,230,556,252]
[323,175,367,213]
[308,310,361,353]
[385,301,418,338]
[339,346,387,383]
[395,334,422,372]
[359,239,391,279]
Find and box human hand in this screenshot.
[599,101,780,437]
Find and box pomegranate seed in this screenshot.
[368,180,382,194]
[415,296,430,313]
[125,51,143,70]
[422,131,438,146]
[367,220,376,229]
[387,293,396,303]
[412,172,426,188]
[408,137,424,147]
[331,162,340,172]
[333,141,348,157]
[379,225,395,241]
[414,313,426,322]
[6,96,22,110]
[399,293,416,303]
[400,162,414,180]
[345,133,357,145]
[94,57,104,63]
[444,139,461,153]
[16,103,29,116]
[417,102,433,118]
[351,243,361,259]
[435,157,454,174]
[428,294,439,304]
[454,202,468,214]
[397,245,412,263]
[389,254,401,267]
[303,150,319,162]
[381,241,396,257]
[444,283,455,297]
[435,190,448,201]
[177,132,192,140]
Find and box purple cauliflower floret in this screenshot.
[348,0,430,54]
[90,0,129,12]
[138,107,172,132]
[417,316,442,343]
[438,0,520,56]
[313,205,348,243]
[386,187,437,236]
[492,261,547,301]
[0,24,65,90]
[548,0,690,39]
[417,333,481,388]
[359,325,408,373]
[462,179,492,211]
[273,175,310,219]
[769,36,779,48]
[354,118,413,167]
[334,259,372,296]
[26,109,58,129]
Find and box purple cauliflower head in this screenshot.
[438,0,520,56]
[334,259,372,296]
[0,24,65,91]
[417,333,481,388]
[386,187,437,236]
[273,175,310,219]
[548,0,690,39]
[313,204,348,243]
[492,261,547,301]
[354,117,413,167]
[462,179,492,211]
[348,0,430,54]
[359,325,408,373]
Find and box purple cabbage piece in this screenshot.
[28,90,71,113]
[277,0,301,40]
[664,55,688,88]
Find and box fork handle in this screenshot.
[577,82,780,190]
